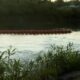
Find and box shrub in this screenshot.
[0,43,80,80]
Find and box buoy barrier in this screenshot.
[0,29,72,34]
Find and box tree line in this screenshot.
[0,0,80,29]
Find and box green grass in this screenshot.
[0,43,80,80]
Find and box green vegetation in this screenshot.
[0,0,80,29]
[0,43,80,80]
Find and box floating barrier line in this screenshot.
[0,29,72,34]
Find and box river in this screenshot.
[0,31,80,60]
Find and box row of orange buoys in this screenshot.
[0,28,72,34]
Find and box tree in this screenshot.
[56,0,64,3]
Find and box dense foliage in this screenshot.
[0,43,80,80]
[0,0,80,29]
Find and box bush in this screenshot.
[0,43,80,80]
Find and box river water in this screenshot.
[0,31,80,60]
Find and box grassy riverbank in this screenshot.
[0,43,80,80]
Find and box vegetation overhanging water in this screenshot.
[0,43,80,80]
[0,32,80,79]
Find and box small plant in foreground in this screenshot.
[0,43,80,80]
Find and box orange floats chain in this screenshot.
[0,29,72,34]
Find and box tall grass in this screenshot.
[0,43,80,80]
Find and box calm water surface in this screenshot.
[0,31,80,60]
